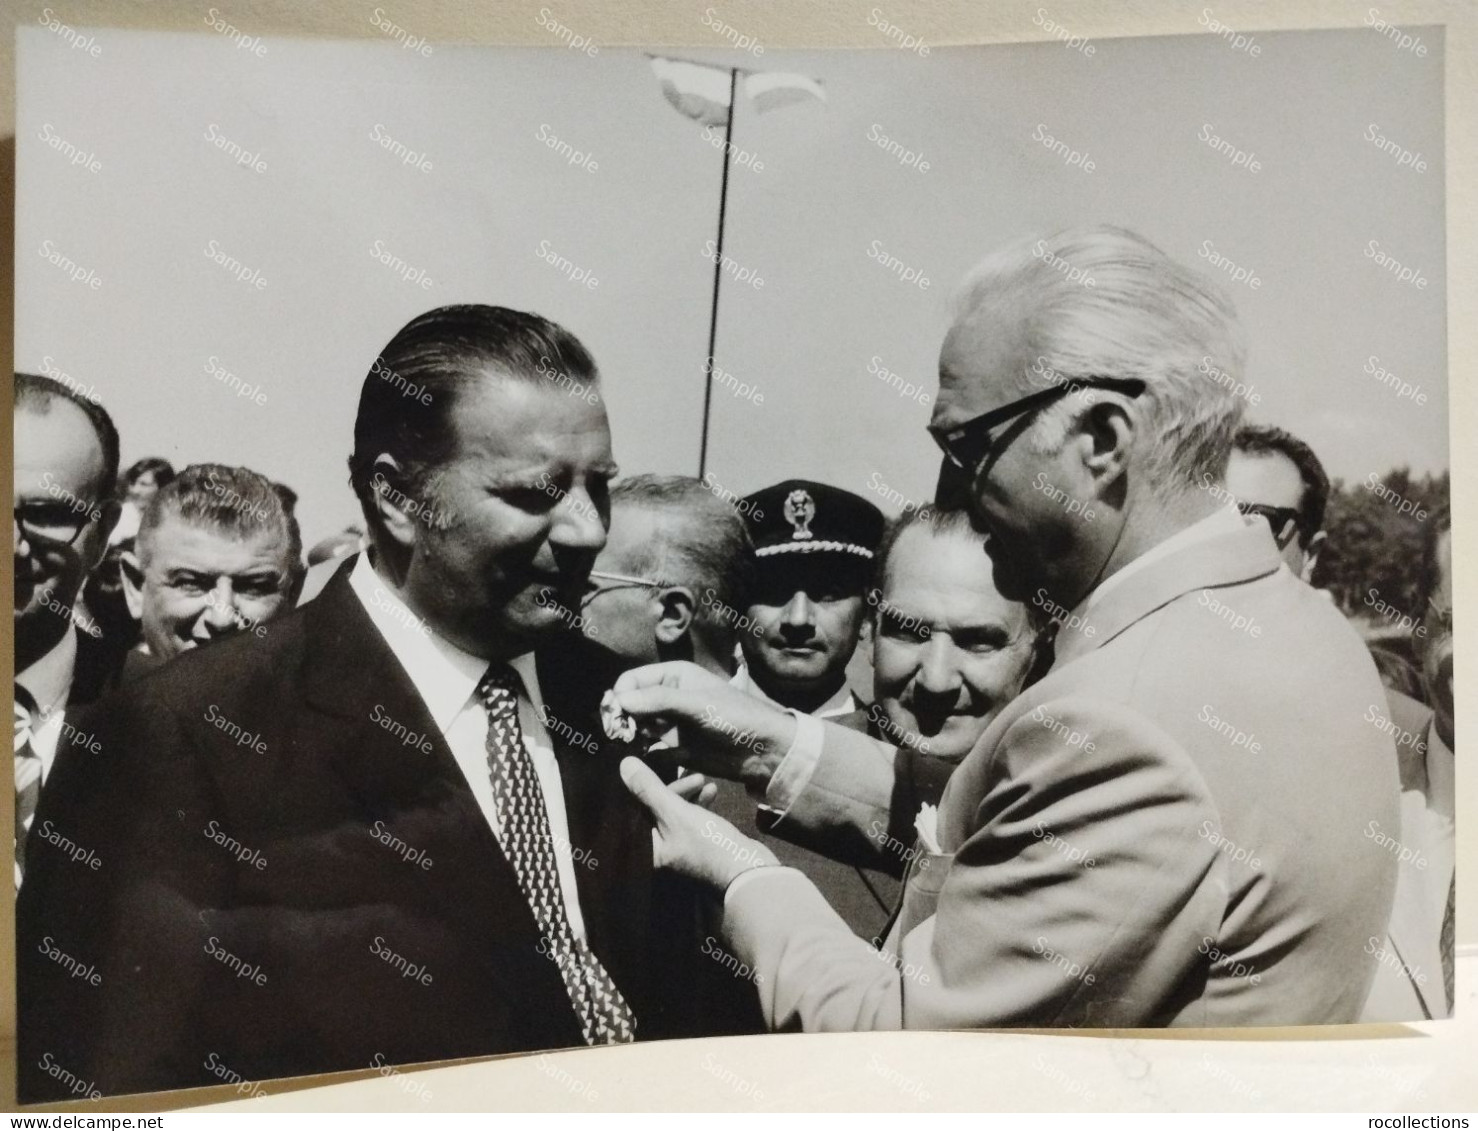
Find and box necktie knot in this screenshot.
[476,665,522,708]
[15,685,40,752]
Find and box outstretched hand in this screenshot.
[620,757,778,890]
[611,661,798,788]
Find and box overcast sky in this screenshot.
[17,24,1445,544]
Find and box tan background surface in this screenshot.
[1,0,1473,1112]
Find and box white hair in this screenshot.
[952,225,1248,492]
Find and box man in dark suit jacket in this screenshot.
[13,372,123,890]
[18,305,701,1101]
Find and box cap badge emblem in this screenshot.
[784,489,816,540]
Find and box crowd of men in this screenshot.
[13,224,1454,1101]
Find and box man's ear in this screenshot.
[856,613,875,666]
[369,455,423,550]
[1078,397,1136,488]
[654,586,696,645]
[120,548,145,621]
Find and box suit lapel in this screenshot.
[298,565,583,1024]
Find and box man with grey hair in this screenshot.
[119,463,303,673]
[572,474,754,681]
[616,225,1402,1028]
[562,473,895,938]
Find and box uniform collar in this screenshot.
[733,657,859,718]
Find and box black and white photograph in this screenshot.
[8,3,1460,1111]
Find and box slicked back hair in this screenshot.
[609,474,755,650]
[347,304,600,536]
[137,463,302,582]
[872,506,1050,635]
[14,372,120,498]
[953,225,1248,496]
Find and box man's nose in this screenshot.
[782,591,816,628]
[14,516,32,561]
[550,488,607,553]
[200,581,240,634]
[916,635,963,696]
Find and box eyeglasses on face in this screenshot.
[1235,502,1303,549]
[14,500,99,547]
[580,569,665,607]
[928,377,1147,478]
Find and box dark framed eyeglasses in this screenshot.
[14,500,99,547]
[1235,502,1303,549]
[928,377,1147,478]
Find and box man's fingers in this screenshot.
[611,660,717,695]
[697,782,718,809]
[613,683,710,721]
[668,773,709,802]
[619,756,682,825]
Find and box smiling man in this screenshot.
[866,508,1039,763]
[120,463,302,671]
[19,305,694,1100]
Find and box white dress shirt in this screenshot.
[16,628,78,789]
[15,628,78,886]
[347,554,587,939]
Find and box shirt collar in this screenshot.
[347,553,542,732]
[16,628,78,721]
[1071,504,1249,625]
[733,657,858,717]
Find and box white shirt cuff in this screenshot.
[756,709,825,823]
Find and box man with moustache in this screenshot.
[1362,504,1455,1020]
[736,481,884,718]
[18,306,687,1100]
[626,505,1042,883]
[13,373,122,888]
[616,226,1400,1029]
[114,463,303,682]
[562,474,898,936]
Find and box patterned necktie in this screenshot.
[1440,874,1455,1013]
[477,666,636,1045]
[14,685,43,881]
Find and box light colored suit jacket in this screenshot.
[1360,700,1452,1021]
[723,517,1401,1029]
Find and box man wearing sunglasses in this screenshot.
[618,225,1402,1029]
[13,372,122,886]
[1225,424,1329,582]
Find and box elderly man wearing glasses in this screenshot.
[614,225,1404,1029]
[13,372,123,885]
